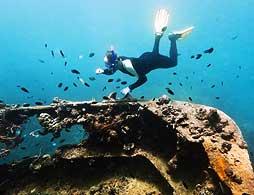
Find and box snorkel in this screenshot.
[104,49,118,69]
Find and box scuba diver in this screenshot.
[96,9,194,96]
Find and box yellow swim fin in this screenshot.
[154,9,169,36]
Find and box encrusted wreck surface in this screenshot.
[0,96,253,194]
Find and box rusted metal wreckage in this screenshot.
[0,96,253,194]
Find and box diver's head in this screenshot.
[104,50,118,69]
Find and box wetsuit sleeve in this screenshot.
[102,67,117,75]
[129,75,147,91]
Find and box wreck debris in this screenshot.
[0,95,253,194]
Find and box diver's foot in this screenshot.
[168,26,194,41]
[155,26,167,37]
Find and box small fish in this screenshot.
[78,77,85,85]
[89,52,95,57]
[236,75,239,78]
[231,35,238,40]
[238,66,242,70]
[207,63,212,67]
[152,98,155,101]
[168,82,172,85]
[185,76,189,80]
[179,83,183,87]
[89,77,96,81]
[84,83,90,87]
[173,72,177,75]
[103,86,107,91]
[188,97,193,101]
[108,78,114,82]
[38,59,45,63]
[64,86,69,91]
[27,96,34,99]
[64,61,67,66]
[221,81,224,86]
[20,87,29,93]
[20,147,26,150]
[22,156,30,160]
[65,129,71,132]
[204,47,214,54]
[73,82,77,87]
[58,83,63,88]
[35,101,43,106]
[140,96,144,99]
[121,81,127,85]
[45,43,48,48]
[103,96,110,100]
[116,86,120,89]
[201,79,204,83]
[23,103,30,107]
[190,86,193,90]
[51,50,55,57]
[59,50,65,58]
[215,97,220,100]
[59,139,65,143]
[165,88,174,95]
[191,55,195,59]
[193,72,195,75]
[51,72,54,75]
[116,78,121,82]
[196,54,202,59]
[211,85,215,88]
[71,69,80,74]
[41,88,45,91]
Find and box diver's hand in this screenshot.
[121,87,131,95]
[96,68,104,74]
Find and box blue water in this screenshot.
[0,0,253,163]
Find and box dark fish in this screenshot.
[238,66,241,70]
[0,100,3,103]
[108,78,114,82]
[196,54,202,59]
[38,59,45,63]
[188,97,193,101]
[51,72,54,75]
[116,78,121,82]
[190,86,193,90]
[27,96,34,99]
[20,147,26,150]
[165,88,174,95]
[64,61,67,66]
[215,97,220,100]
[58,83,63,88]
[35,101,43,106]
[103,86,107,91]
[211,85,215,88]
[236,75,239,78]
[152,98,155,101]
[20,87,29,93]
[168,82,172,85]
[51,50,55,57]
[173,72,177,75]
[45,43,48,48]
[116,86,120,89]
[185,76,189,80]
[193,72,195,75]
[60,50,65,58]
[121,81,127,85]
[191,55,195,59]
[182,181,188,189]
[221,81,224,86]
[73,82,77,87]
[41,88,45,91]
[140,96,144,99]
[17,85,21,88]
[71,69,80,74]
[22,156,30,160]
[231,35,238,40]
[64,86,69,91]
[103,96,110,100]
[89,52,95,57]
[65,128,71,132]
[179,83,183,87]
[204,47,214,54]
[201,79,204,83]
[207,63,212,67]
[84,83,90,87]
[59,139,65,143]
[89,77,96,81]
[23,103,30,107]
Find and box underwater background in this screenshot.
[0,0,253,164]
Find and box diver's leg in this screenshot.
[168,38,178,66]
[152,35,162,55]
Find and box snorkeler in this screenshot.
[96,9,194,95]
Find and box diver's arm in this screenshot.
[129,75,147,91]
[96,68,117,75]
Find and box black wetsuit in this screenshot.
[103,35,178,91]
